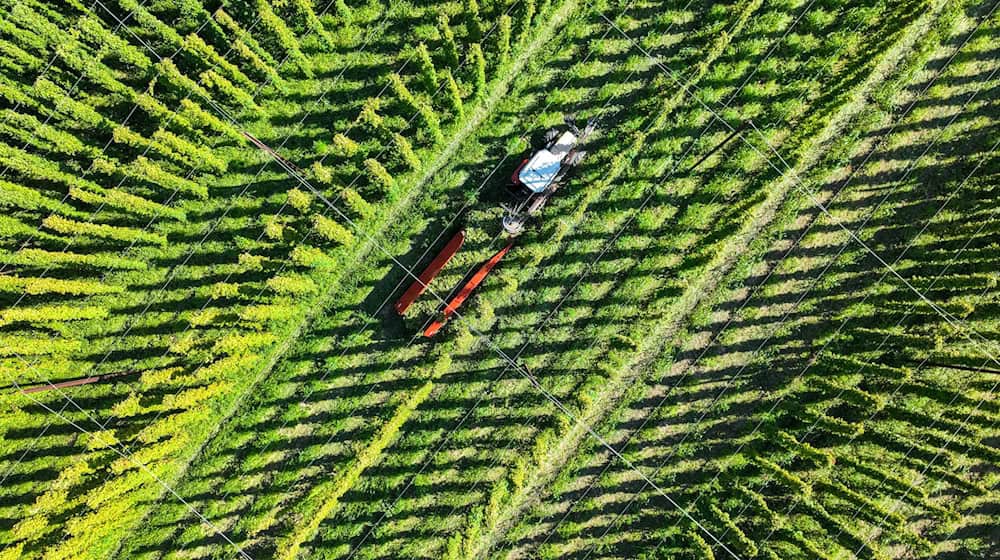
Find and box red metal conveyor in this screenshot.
[424,241,514,337]
[395,230,466,315]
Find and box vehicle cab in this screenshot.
[509,130,578,197]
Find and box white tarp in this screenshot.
[518,131,576,193]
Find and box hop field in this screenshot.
[0,0,997,559]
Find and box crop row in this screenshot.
[267,0,990,558]
[0,0,538,557]
[502,1,1000,558]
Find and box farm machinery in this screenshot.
[501,117,597,235]
[397,116,596,336]
[11,116,752,398]
[398,118,752,338]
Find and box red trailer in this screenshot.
[424,241,514,337]
[395,230,466,315]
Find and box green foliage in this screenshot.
[211,332,277,357]
[266,274,318,295]
[495,14,512,64]
[68,184,185,222]
[341,187,374,220]
[151,130,226,173]
[464,0,483,41]
[485,478,509,528]
[811,409,865,438]
[356,97,386,134]
[463,505,484,557]
[277,380,436,560]
[816,352,912,382]
[257,0,312,76]
[754,456,810,497]
[287,188,313,213]
[290,245,337,270]
[0,179,82,216]
[33,77,103,127]
[292,0,336,50]
[238,303,296,327]
[0,304,108,327]
[0,335,82,357]
[157,57,212,101]
[813,376,886,412]
[388,73,443,142]
[238,253,265,272]
[332,132,360,157]
[230,35,284,88]
[414,42,438,92]
[444,532,462,560]
[364,158,396,193]
[0,109,89,156]
[263,215,286,241]
[183,33,253,90]
[708,505,757,557]
[42,215,167,246]
[393,133,421,170]
[775,431,835,467]
[200,69,258,110]
[0,248,147,270]
[214,8,277,66]
[179,98,242,140]
[517,0,536,44]
[126,156,210,198]
[442,68,464,117]
[209,282,240,300]
[687,530,714,559]
[438,14,460,68]
[0,143,183,220]
[469,43,486,96]
[314,214,355,246]
[4,3,997,558]
[311,161,334,185]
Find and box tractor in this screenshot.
[501,116,597,235]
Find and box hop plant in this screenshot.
[469,43,486,96]
[334,0,352,22]
[442,69,464,118]
[311,161,333,185]
[257,0,312,77]
[263,216,285,240]
[267,273,318,295]
[356,97,386,134]
[42,215,167,246]
[415,43,438,92]
[517,0,536,45]
[208,282,240,300]
[438,14,460,68]
[364,158,395,193]
[496,14,511,64]
[200,69,258,110]
[287,187,313,213]
[393,133,421,171]
[332,133,360,157]
[291,245,336,270]
[464,0,483,41]
[314,214,355,246]
[179,98,242,141]
[238,252,265,272]
[340,188,374,220]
